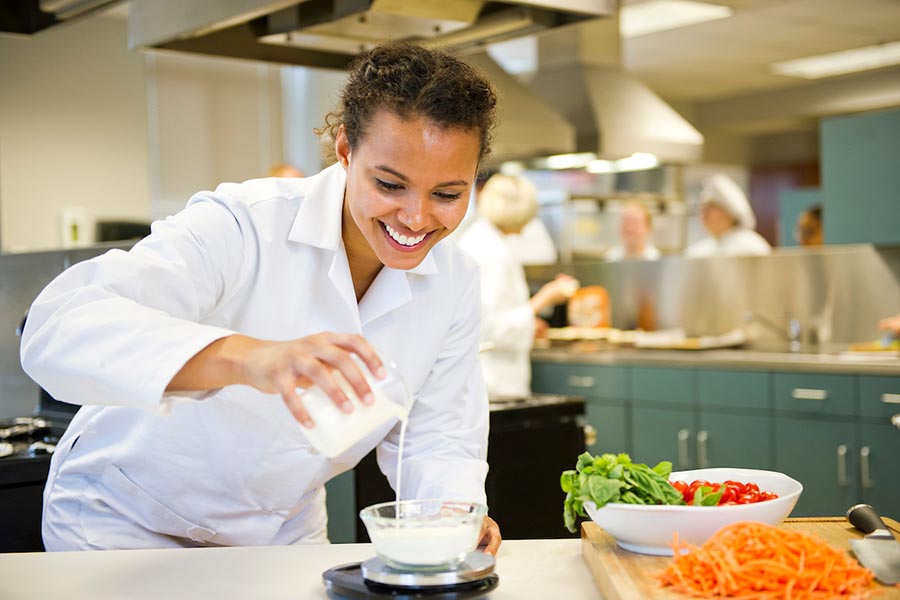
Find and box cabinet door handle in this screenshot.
[583,424,597,447]
[677,429,691,470]
[792,388,828,401]
[567,375,596,389]
[881,393,900,404]
[696,430,709,469]
[860,446,874,489]
[837,444,849,486]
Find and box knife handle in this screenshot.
[847,503,888,534]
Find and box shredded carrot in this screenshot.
[657,522,876,599]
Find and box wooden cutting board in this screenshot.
[581,517,900,599]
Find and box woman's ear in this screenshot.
[335,125,351,169]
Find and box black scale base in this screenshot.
[323,563,499,599]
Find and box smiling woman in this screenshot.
[19,42,501,554]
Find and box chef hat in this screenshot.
[478,174,538,233]
[699,174,756,230]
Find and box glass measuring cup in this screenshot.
[298,350,411,458]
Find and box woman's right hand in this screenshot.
[241,333,385,428]
[530,274,579,315]
[168,332,384,428]
[878,313,900,336]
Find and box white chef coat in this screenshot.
[503,218,558,266]
[20,162,489,551]
[604,244,661,261]
[456,217,533,399]
[684,228,772,258]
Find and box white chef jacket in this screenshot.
[503,218,558,266]
[456,217,533,399]
[684,228,771,258]
[20,162,489,550]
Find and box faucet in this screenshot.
[743,311,802,352]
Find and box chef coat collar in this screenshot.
[288,162,437,276]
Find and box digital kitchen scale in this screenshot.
[322,552,498,599]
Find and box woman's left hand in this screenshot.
[478,516,502,556]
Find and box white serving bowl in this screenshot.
[584,468,803,556]
[360,499,487,571]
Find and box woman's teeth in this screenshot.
[384,223,427,247]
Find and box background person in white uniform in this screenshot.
[457,175,577,399]
[604,201,661,261]
[684,174,772,258]
[20,43,501,553]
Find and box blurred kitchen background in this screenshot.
[1,0,899,547]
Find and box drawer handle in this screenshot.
[792,388,828,401]
[881,394,900,404]
[837,444,849,487]
[567,375,596,389]
[860,446,873,490]
[696,430,709,469]
[677,429,691,470]
[583,424,598,447]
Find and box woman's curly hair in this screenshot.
[319,43,498,161]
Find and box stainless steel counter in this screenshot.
[532,346,900,375]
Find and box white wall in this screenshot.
[146,52,284,220]
[0,14,288,250]
[0,15,150,252]
[281,65,349,176]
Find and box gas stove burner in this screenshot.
[323,552,498,599]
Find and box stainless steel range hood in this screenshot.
[466,53,576,165]
[128,0,614,68]
[525,18,704,162]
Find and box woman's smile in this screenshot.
[381,222,431,251]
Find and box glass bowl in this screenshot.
[360,499,487,571]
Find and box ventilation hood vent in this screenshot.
[0,0,124,35]
[465,53,576,165]
[127,0,615,69]
[525,19,704,163]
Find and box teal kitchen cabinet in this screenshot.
[858,376,900,519]
[325,470,357,543]
[858,421,900,521]
[821,107,900,245]
[630,367,696,469]
[631,405,696,469]
[531,362,629,455]
[774,417,859,517]
[695,370,773,470]
[773,372,860,517]
[629,368,773,471]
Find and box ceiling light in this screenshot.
[586,160,615,174]
[620,0,732,38]
[772,41,900,79]
[499,161,526,176]
[544,152,597,170]
[615,152,660,171]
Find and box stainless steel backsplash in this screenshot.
[0,244,131,419]
[2,242,898,419]
[526,244,900,347]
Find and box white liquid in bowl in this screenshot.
[370,522,480,567]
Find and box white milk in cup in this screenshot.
[298,352,412,459]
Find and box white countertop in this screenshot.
[0,539,600,600]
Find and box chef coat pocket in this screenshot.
[80,463,216,549]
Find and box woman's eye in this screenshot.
[375,179,403,192]
[434,191,462,201]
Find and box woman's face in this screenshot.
[700,202,736,238]
[337,109,480,272]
